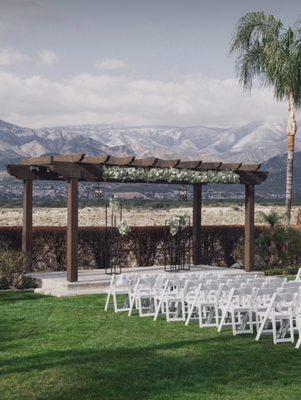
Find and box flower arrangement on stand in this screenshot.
[118,220,131,236]
[164,214,191,272]
[168,214,189,236]
[109,198,121,214]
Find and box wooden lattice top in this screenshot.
[6,153,268,185]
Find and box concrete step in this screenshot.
[35,286,109,297]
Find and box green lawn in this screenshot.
[0,292,301,400]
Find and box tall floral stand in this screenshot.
[102,199,129,275]
[163,216,191,272]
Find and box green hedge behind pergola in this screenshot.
[7,154,268,282]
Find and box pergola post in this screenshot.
[22,179,33,272]
[67,178,79,282]
[192,184,202,265]
[244,184,255,272]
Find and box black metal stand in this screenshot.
[163,217,191,272]
[104,201,124,275]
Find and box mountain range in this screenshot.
[1,118,301,199]
[0,118,299,164]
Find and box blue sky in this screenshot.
[0,0,299,127]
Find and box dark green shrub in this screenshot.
[0,250,27,285]
[0,250,37,289]
[255,227,301,268]
[14,274,37,289]
[264,265,300,276]
[0,275,10,290]
[0,224,300,272]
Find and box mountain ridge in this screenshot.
[0,118,299,164]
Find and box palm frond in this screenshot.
[231,12,301,108]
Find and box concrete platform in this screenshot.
[30,265,228,297]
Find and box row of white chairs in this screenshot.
[105,268,301,349]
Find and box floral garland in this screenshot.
[103,166,239,184]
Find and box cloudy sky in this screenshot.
[0,0,299,128]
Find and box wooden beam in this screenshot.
[154,159,180,168]
[53,154,85,163]
[21,156,54,166]
[177,161,201,169]
[244,185,255,272]
[130,158,158,167]
[7,165,35,180]
[220,163,242,170]
[238,171,268,185]
[82,155,110,164]
[192,184,202,265]
[238,164,261,171]
[22,179,33,272]
[7,164,64,181]
[104,156,135,166]
[197,162,222,170]
[67,178,78,282]
[80,163,103,179]
[50,162,102,180]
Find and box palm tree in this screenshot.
[259,211,282,265]
[230,12,301,224]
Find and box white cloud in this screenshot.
[0,48,29,66]
[0,71,288,128]
[37,50,59,65]
[0,47,59,66]
[94,58,133,72]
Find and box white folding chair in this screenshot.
[153,278,186,322]
[104,274,137,313]
[252,287,276,332]
[197,283,221,328]
[128,275,159,317]
[218,286,254,335]
[256,292,298,344]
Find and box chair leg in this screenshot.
[290,316,295,344]
[272,318,277,344]
[232,311,236,336]
[104,292,111,311]
[249,309,254,334]
[218,310,226,332]
[185,303,196,326]
[113,293,118,312]
[154,298,163,321]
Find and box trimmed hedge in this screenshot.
[0,225,272,272]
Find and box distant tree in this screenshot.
[230,11,301,224]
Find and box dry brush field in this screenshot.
[0,205,300,226]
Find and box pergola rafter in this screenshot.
[7,154,268,282]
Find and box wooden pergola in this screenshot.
[7,154,268,282]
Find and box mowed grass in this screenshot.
[0,292,301,400]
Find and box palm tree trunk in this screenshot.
[285,93,297,225]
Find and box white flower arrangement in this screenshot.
[109,198,121,213]
[103,166,240,184]
[168,214,189,236]
[118,220,131,236]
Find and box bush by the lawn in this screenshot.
[0,225,300,274]
[0,249,37,289]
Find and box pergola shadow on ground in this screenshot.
[7,154,268,282]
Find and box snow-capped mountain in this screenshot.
[0,118,298,164]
